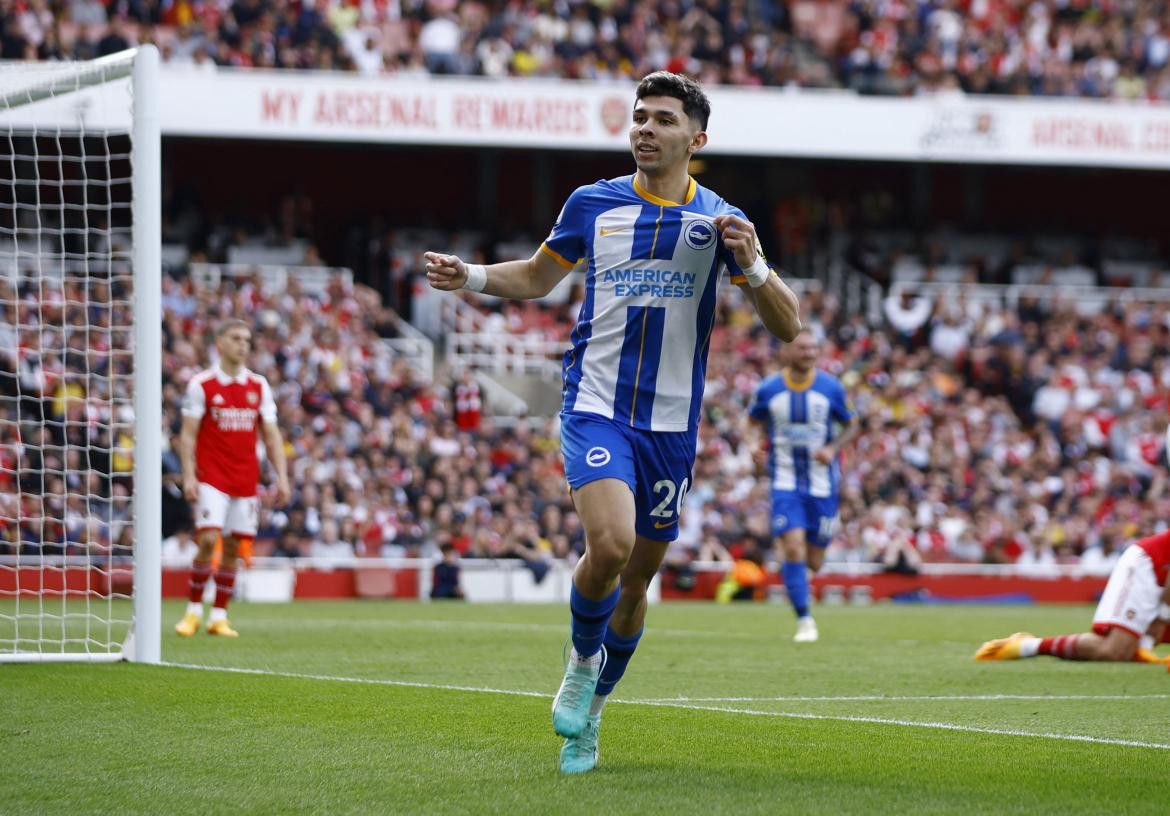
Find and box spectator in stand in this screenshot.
[884,288,933,349]
[451,367,482,432]
[431,542,465,599]
[309,518,355,560]
[11,0,1170,100]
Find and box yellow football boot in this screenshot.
[1133,647,1170,665]
[207,619,239,638]
[174,612,201,637]
[974,632,1033,661]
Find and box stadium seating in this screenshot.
[7,193,1169,575]
[6,0,1170,99]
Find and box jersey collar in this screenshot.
[214,364,250,385]
[633,175,696,207]
[783,368,815,392]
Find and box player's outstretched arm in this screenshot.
[713,214,800,342]
[423,249,570,301]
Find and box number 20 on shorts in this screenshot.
[650,478,689,527]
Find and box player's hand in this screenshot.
[423,252,468,291]
[713,214,758,270]
[1148,618,1167,644]
[183,476,199,503]
[275,479,291,507]
[751,447,768,470]
[813,445,836,465]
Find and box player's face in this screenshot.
[789,333,819,371]
[217,328,252,366]
[629,97,702,175]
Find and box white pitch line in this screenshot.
[159,662,1170,751]
[636,693,1170,703]
[160,661,550,699]
[619,699,1170,751]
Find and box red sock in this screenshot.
[188,562,212,604]
[213,568,237,611]
[1038,635,1080,659]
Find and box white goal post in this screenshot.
[0,46,160,663]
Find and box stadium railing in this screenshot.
[188,262,353,298]
[890,280,1170,313]
[473,369,531,417]
[447,332,565,379]
[380,310,435,383]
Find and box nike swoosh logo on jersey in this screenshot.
[599,226,629,236]
[653,519,678,529]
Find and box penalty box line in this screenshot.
[161,661,1170,752]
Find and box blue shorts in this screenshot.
[771,490,838,547]
[561,412,696,542]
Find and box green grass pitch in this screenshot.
[2,600,1167,814]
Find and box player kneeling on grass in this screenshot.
[174,319,290,638]
[976,529,1170,665]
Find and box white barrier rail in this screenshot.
[189,262,353,298]
[891,280,1170,314]
[447,332,564,379]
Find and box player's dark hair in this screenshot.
[635,71,711,131]
[216,318,251,337]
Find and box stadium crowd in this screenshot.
[5,241,1170,579]
[6,0,1170,99]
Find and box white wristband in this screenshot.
[1159,602,1170,621]
[743,256,772,289]
[462,263,487,293]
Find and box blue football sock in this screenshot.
[595,626,643,696]
[569,582,620,659]
[781,561,810,619]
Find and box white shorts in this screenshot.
[1092,544,1161,638]
[195,482,259,538]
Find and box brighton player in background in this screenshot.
[976,528,1170,665]
[424,71,801,774]
[748,329,859,643]
[174,319,290,638]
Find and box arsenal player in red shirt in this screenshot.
[976,529,1170,665]
[174,320,290,637]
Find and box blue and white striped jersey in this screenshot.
[749,370,854,498]
[544,174,753,433]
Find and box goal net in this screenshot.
[0,47,160,663]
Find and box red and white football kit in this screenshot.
[182,365,277,538]
[1092,530,1170,638]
